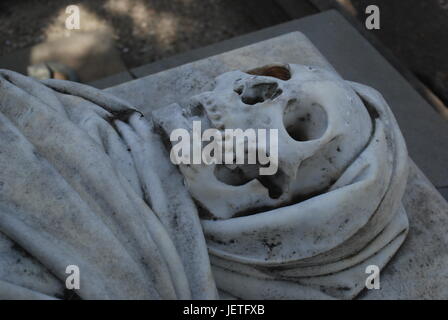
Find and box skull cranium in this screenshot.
[154,63,372,219]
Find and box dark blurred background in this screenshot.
[0,0,447,114]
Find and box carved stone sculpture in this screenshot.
[154,64,409,299]
[0,63,409,299]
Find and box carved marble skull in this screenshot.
[154,64,373,219]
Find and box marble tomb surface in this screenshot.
[0,32,446,299]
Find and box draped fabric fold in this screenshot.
[203,81,409,299]
[0,70,217,300]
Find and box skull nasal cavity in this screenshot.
[239,83,282,105]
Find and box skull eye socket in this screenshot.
[283,99,328,141]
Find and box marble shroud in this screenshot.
[0,68,408,299]
[0,69,217,299]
